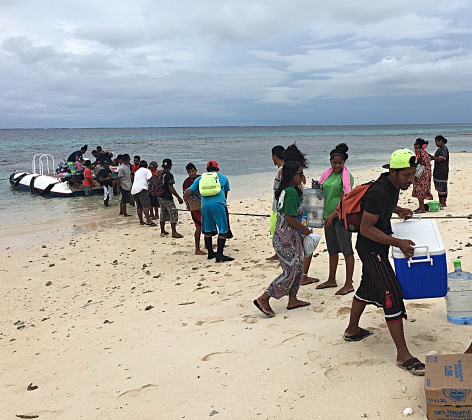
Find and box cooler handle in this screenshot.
[407,245,433,267]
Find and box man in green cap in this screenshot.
[343,149,425,376]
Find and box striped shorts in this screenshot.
[354,251,406,324]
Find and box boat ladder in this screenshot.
[32,154,55,175]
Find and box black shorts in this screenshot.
[324,217,353,256]
[150,194,160,207]
[121,189,130,204]
[354,251,406,324]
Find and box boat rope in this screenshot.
[174,208,472,219]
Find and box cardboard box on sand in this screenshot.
[425,354,472,420]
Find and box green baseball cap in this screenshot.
[382,148,417,169]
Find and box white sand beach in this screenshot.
[1,153,472,419]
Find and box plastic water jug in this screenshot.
[303,181,325,228]
[445,259,472,325]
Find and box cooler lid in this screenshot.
[391,219,445,258]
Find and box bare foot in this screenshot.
[335,286,354,296]
[316,280,337,290]
[287,299,310,310]
[266,254,279,262]
[301,275,319,286]
[195,249,206,256]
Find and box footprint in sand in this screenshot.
[201,351,235,361]
[417,330,437,342]
[242,315,258,324]
[342,358,385,367]
[408,303,433,309]
[118,384,159,398]
[277,332,310,346]
[323,367,344,381]
[336,306,351,318]
[195,317,224,326]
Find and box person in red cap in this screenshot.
[183,160,234,262]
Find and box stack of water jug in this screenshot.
[302,180,325,228]
[446,259,472,325]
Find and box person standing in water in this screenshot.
[254,161,311,317]
[316,143,355,295]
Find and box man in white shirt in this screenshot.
[131,160,155,226]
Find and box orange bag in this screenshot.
[335,181,374,232]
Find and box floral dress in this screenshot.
[267,187,304,299]
[412,148,433,199]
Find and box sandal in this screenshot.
[343,328,373,342]
[398,357,425,376]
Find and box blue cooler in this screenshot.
[391,219,447,299]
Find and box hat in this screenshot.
[206,160,219,170]
[382,149,417,169]
[148,161,158,168]
[162,158,172,168]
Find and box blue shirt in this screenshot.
[189,173,230,207]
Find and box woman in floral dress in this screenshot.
[412,138,433,213]
[253,161,311,317]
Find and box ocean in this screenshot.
[1,124,471,236]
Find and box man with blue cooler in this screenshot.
[184,160,234,263]
[343,149,426,376]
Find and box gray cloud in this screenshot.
[0,0,471,127]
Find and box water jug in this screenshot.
[445,259,472,325]
[303,181,325,228]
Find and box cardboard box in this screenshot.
[425,354,472,419]
[391,219,447,299]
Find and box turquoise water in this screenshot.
[1,124,471,231]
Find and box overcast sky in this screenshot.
[1,0,471,128]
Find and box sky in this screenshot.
[0,0,471,128]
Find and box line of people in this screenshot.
[66,144,235,262]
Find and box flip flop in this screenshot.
[316,281,337,290]
[398,357,425,376]
[343,328,373,342]
[335,287,355,296]
[144,222,157,226]
[253,299,275,317]
[287,301,310,310]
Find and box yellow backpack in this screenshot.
[199,172,221,196]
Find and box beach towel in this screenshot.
[319,167,352,196]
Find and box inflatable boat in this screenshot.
[9,154,102,198]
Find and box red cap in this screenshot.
[206,160,219,170]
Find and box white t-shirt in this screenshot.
[131,167,152,195]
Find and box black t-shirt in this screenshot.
[97,167,112,186]
[162,171,175,200]
[356,173,399,255]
